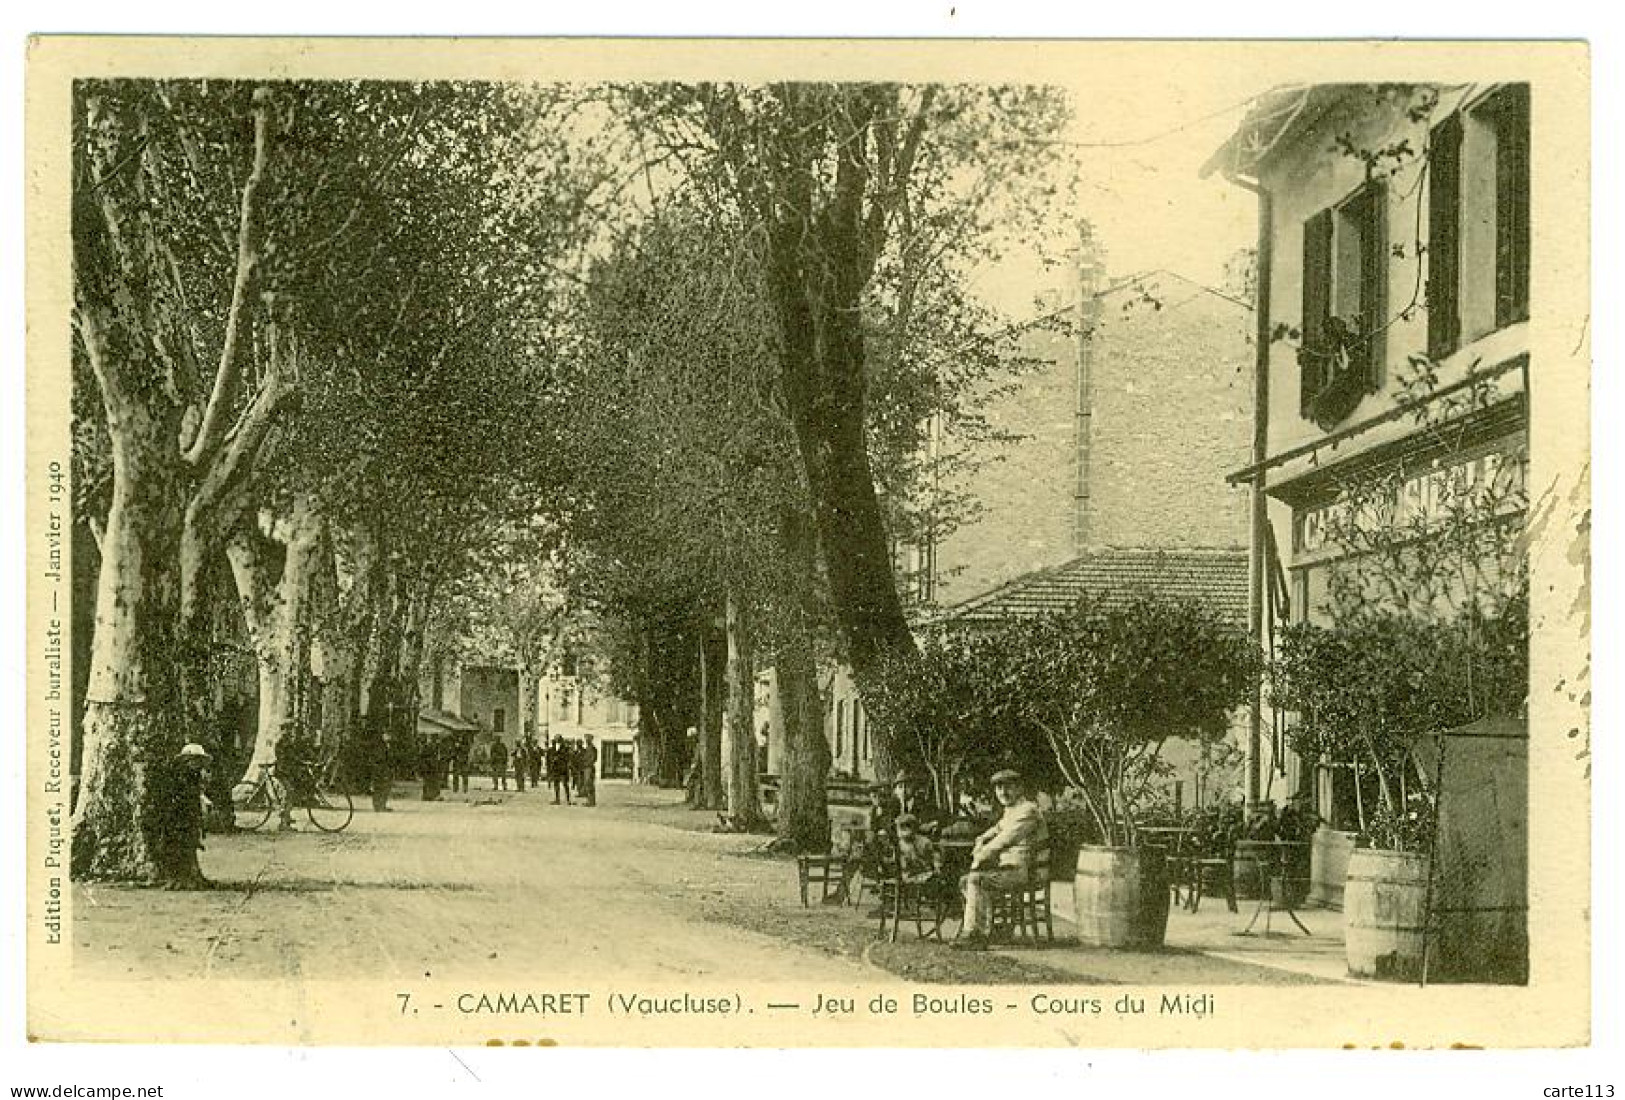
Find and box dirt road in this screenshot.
[72,783,878,983]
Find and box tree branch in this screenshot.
[183,85,275,468]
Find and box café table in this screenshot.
[1233,839,1312,937]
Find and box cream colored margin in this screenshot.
[24,37,1592,1048]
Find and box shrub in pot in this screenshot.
[1012,594,1258,949]
[1274,597,1526,979]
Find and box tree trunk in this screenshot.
[773,504,831,852]
[648,620,694,788]
[225,497,325,782]
[725,590,763,827]
[774,630,831,853]
[359,561,404,808]
[71,83,282,886]
[311,535,352,749]
[759,101,920,782]
[694,621,726,810]
[71,410,202,885]
[634,627,664,784]
[395,582,434,745]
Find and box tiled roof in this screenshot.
[936,547,1250,629]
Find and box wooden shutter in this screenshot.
[1495,84,1531,327]
[1358,180,1388,387]
[1427,114,1463,359]
[1300,210,1334,418]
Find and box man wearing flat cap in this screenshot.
[954,768,1047,949]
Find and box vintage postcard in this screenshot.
[23,37,1591,1048]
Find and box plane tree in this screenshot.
[617,82,1075,781]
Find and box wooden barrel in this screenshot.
[1073,846,1171,949]
[1344,848,1430,980]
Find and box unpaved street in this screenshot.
[72,784,878,983]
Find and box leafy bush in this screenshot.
[868,595,1257,849]
[866,625,1061,812]
[1271,594,1526,853]
[1012,594,1259,847]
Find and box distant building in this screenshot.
[457,664,521,742]
[538,660,640,781]
[917,259,1253,607]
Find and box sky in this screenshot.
[973,75,1275,319]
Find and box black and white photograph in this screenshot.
[19,36,1592,1053]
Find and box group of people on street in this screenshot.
[429,732,598,805]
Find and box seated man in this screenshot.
[953,768,1047,950]
[857,780,900,879]
[893,813,953,903]
[892,773,943,836]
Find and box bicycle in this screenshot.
[232,756,355,833]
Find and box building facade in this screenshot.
[1208,83,1531,904]
[538,665,640,781]
[929,264,1254,606]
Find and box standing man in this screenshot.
[449,731,471,794]
[547,735,572,805]
[489,736,509,792]
[419,737,443,801]
[578,735,598,807]
[682,726,701,802]
[526,734,544,788]
[160,742,214,888]
[511,738,528,793]
[953,769,1047,951]
[458,734,474,792]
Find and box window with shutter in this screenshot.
[1428,113,1464,359]
[1355,180,1389,387]
[1493,84,1531,328]
[1299,210,1334,417]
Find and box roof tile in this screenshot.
[938,547,1250,629]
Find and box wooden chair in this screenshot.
[1188,830,1239,913]
[875,837,951,943]
[796,853,852,907]
[841,826,879,908]
[988,846,1055,945]
[1144,827,1196,909]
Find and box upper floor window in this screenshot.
[492,707,506,733]
[1489,86,1531,329]
[1300,181,1388,428]
[1428,84,1530,358]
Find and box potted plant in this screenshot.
[1012,594,1258,949]
[1274,597,1526,978]
[1042,788,1102,882]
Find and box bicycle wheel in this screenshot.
[233,781,273,831]
[306,785,354,832]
